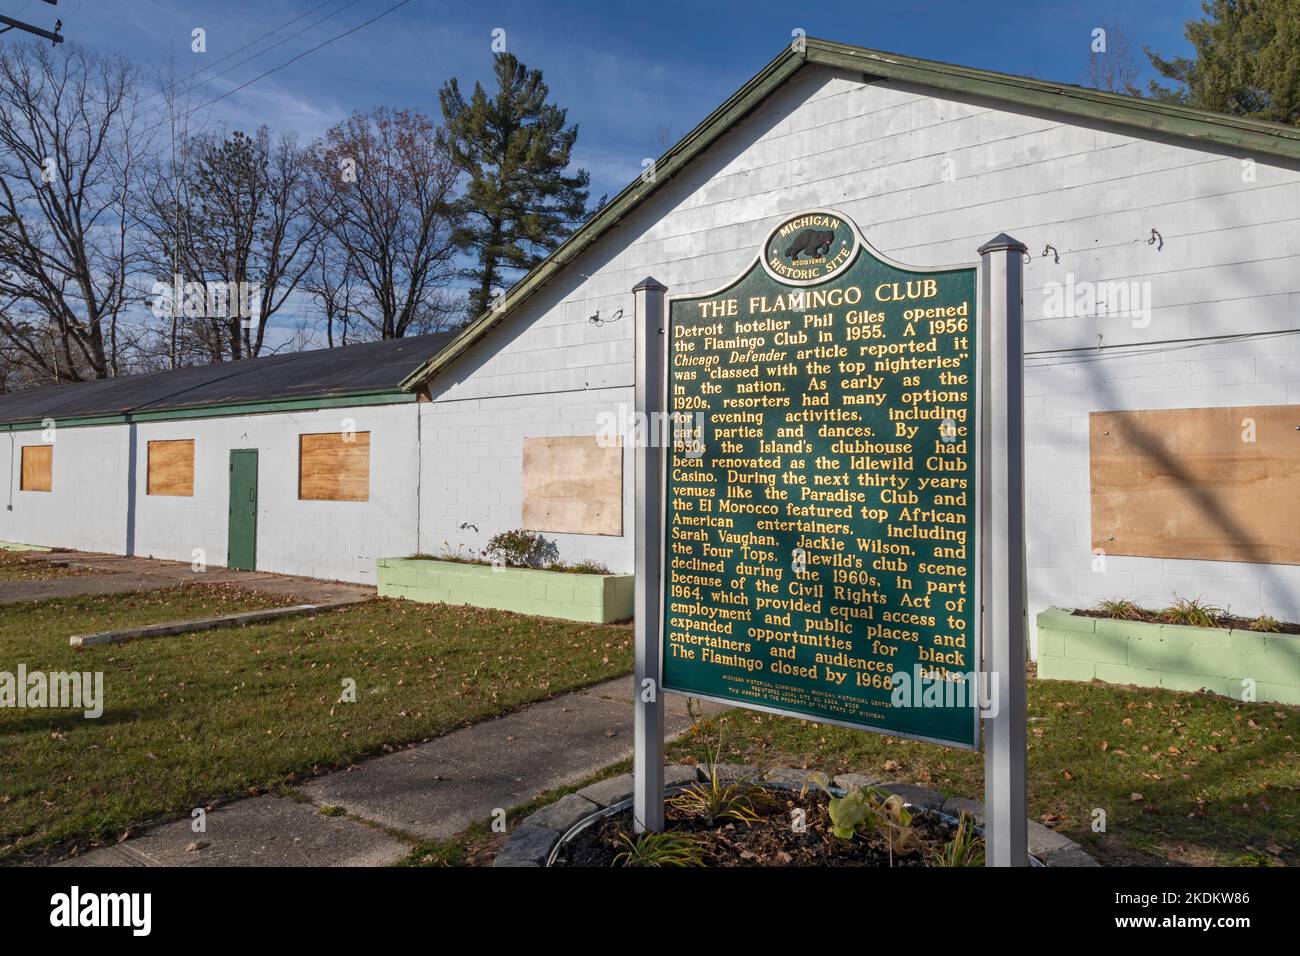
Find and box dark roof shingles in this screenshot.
[0,332,451,425]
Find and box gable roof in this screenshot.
[402,37,1300,389]
[0,332,452,428]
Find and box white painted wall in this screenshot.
[1,425,129,553]
[2,403,420,584]
[6,64,1298,624]
[419,63,1300,651]
[418,389,633,571]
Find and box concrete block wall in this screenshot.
[0,425,129,553]
[2,403,420,584]
[1037,608,1300,705]
[1025,336,1300,632]
[377,557,634,624]
[421,63,1300,655]
[418,388,634,571]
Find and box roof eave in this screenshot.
[399,44,809,390]
[402,37,1300,391]
[806,40,1300,161]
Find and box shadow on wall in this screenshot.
[1074,339,1297,618]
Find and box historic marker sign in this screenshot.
[661,210,981,748]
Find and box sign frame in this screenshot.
[655,211,985,751]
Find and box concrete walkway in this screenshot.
[0,551,373,605]
[57,677,720,867]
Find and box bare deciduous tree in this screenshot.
[138,126,319,363]
[1087,22,1142,95]
[309,107,461,340]
[0,42,150,382]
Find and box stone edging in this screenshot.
[494,763,1098,867]
[68,599,366,647]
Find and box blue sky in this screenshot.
[16,0,1203,202]
[2,0,1202,347]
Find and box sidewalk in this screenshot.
[0,550,373,606]
[57,677,719,867]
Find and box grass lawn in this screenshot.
[404,674,1299,868]
[0,549,96,582]
[0,584,294,639]
[662,672,1299,867]
[0,594,631,862]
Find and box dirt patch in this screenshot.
[553,789,973,867]
[0,550,100,582]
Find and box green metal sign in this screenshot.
[661,210,981,749]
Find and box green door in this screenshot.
[227,449,258,571]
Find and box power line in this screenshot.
[0,4,63,44]
[182,0,364,98]
[141,0,412,137]
[137,0,358,118]
[186,0,412,118]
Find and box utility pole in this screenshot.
[0,1,64,44]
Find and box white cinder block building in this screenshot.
[4,40,1299,657]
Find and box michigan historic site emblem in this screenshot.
[761,209,859,285]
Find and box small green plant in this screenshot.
[612,831,704,867]
[1096,598,1146,621]
[567,559,611,575]
[931,812,985,867]
[807,775,916,864]
[672,698,762,825]
[485,529,545,568]
[1249,614,1282,633]
[670,766,762,827]
[1158,596,1224,628]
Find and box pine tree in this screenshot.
[1144,0,1300,125]
[440,53,592,318]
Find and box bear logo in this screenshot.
[784,228,835,259]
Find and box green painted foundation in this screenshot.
[377,558,634,624]
[0,541,53,552]
[1037,608,1300,706]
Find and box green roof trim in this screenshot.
[402,37,1300,389]
[0,389,416,433]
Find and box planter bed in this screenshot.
[494,766,1094,867]
[1037,607,1300,705]
[377,557,633,624]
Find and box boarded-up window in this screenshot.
[298,432,370,501]
[147,440,195,496]
[522,436,622,536]
[1091,405,1300,565]
[20,444,52,492]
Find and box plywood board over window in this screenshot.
[299,432,370,501]
[1090,405,1300,565]
[522,436,622,536]
[147,439,195,496]
[20,444,52,492]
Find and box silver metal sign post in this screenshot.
[978,234,1029,866]
[632,276,668,833]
